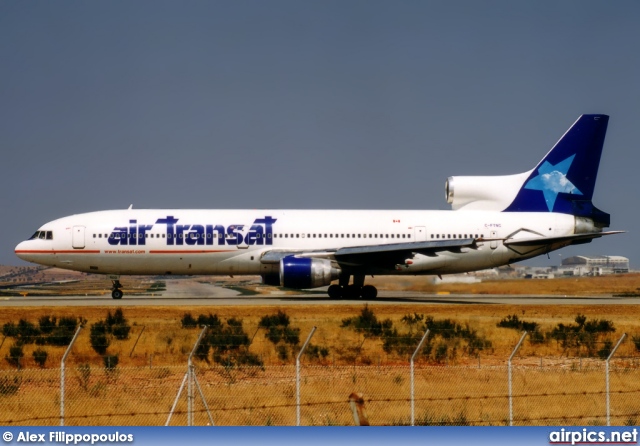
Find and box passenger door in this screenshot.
[413,226,427,242]
[72,226,85,249]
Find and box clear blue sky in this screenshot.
[1,1,638,267]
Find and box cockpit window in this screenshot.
[28,230,53,240]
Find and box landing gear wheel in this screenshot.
[344,285,362,299]
[361,285,378,300]
[111,289,123,299]
[328,285,342,299]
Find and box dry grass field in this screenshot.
[2,271,640,425]
[1,272,640,369]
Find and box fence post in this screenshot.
[60,326,82,427]
[188,326,208,426]
[410,329,429,426]
[129,325,145,357]
[297,326,316,426]
[508,331,527,427]
[606,333,626,426]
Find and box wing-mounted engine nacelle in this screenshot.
[445,172,530,211]
[279,256,341,289]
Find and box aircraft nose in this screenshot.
[15,240,31,261]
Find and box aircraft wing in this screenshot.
[260,238,476,269]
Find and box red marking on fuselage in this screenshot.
[15,250,101,254]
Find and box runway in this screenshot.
[2,276,638,307]
[0,285,637,307]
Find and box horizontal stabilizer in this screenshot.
[504,231,624,248]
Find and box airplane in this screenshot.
[15,114,622,300]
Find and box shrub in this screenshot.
[632,335,640,352]
[32,348,48,368]
[598,340,613,360]
[305,344,330,360]
[197,313,222,328]
[341,305,393,338]
[38,315,57,334]
[106,309,131,340]
[181,313,197,328]
[15,319,40,344]
[497,314,539,332]
[6,343,24,369]
[111,323,131,340]
[90,321,110,355]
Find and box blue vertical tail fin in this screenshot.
[504,114,610,227]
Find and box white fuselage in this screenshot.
[15,209,577,276]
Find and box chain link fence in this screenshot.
[1,360,640,426]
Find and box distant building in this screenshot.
[560,255,629,276]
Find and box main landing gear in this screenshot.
[327,274,378,300]
[111,279,124,299]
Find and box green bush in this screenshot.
[181,313,197,328]
[90,321,110,355]
[32,348,48,368]
[341,305,393,338]
[6,343,24,368]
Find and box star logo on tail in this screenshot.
[524,154,582,211]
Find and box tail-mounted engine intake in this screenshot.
[445,173,530,211]
[279,256,341,289]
